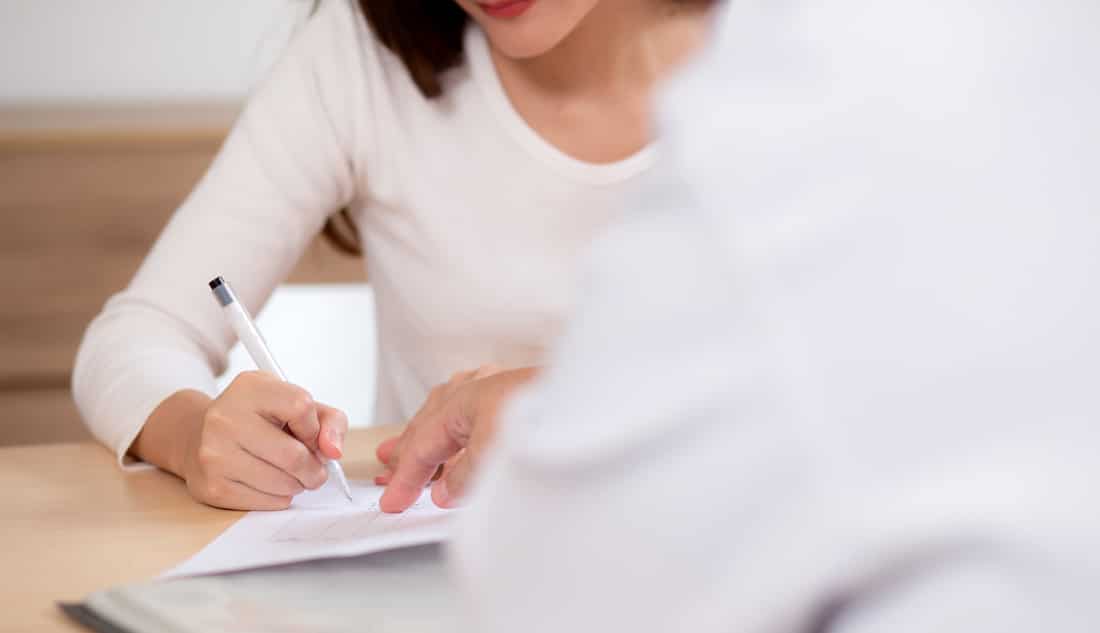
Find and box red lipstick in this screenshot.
[477,0,535,19]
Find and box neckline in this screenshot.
[464,26,656,187]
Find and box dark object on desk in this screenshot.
[60,544,456,633]
[58,603,136,633]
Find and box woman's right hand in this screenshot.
[135,371,348,511]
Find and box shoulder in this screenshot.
[304,1,478,114]
[293,0,403,82]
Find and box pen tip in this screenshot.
[329,461,353,502]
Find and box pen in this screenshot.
[208,276,353,502]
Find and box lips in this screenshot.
[477,0,535,19]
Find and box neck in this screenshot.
[503,0,708,96]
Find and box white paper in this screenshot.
[164,479,454,578]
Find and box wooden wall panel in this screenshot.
[0,104,365,445]
[1,145,217,383]
[0,389,90,447]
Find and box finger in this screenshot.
[430,463,446,482]
[379,414,469,513]
[238,416,328,490]
[195,477,293,511]
[432,411,498,508]
[232,447,307,497]
[237,372,323,451]
[276,389,322,453]
[376,436,400,466]
[432,451,473,508]
[316,404,348,460]
[374,463,436,487]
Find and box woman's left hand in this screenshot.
[376,365,538,513]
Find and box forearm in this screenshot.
[130,390,211,478]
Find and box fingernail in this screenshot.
[379,490,398,514]
[327,426,343,452]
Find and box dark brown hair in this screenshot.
[321,1,469,255]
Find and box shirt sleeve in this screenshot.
[72,0,369,466]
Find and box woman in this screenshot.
[74,0,711,510]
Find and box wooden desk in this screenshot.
[0,425,397,633]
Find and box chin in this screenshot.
[458,0,599,61]
[481,23,570,59]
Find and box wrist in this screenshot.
[169,402,207,479]
[132,389,212,478]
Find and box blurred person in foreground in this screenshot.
[379,1,1100,630]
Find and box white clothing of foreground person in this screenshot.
[453,1,1100,631]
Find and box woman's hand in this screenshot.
[134,371,348,511]
[376,366,538,513]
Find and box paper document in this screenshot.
[165,479,454,578]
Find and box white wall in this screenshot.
[219,286,378,428]
[0,0,311,104]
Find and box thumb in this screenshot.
[316,405,348,460]
[432,451,473,508]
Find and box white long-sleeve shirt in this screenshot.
[454,1,1100,631]
[72,0,653,463]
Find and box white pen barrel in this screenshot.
[209,275,353,501]
[224,302,288,381]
